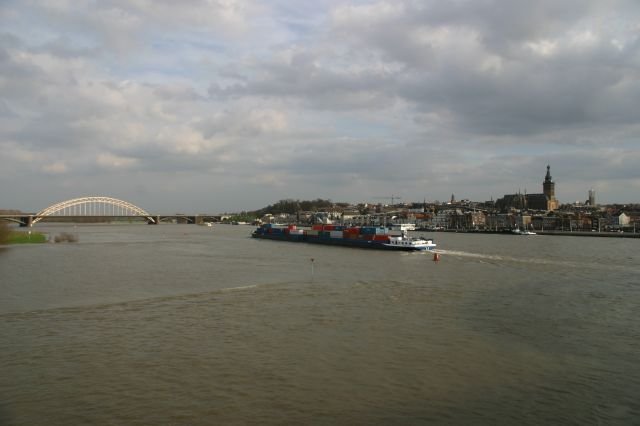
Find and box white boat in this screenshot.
[512,227,536,235]
[383,232,436,251]
[389,223,416,232]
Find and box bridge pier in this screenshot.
[147,216,160,225]
[19,216,33,227]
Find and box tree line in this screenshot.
[225,198,350,222]
[256,198,350,215]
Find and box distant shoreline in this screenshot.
[428,229,639,238]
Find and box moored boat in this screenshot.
[388,223,417,232]
[251,224,436,251]
[512,226,536,235]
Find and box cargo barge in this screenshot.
[251,224,436,251]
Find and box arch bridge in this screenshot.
[1,196,216,227]
[31,196,155,225]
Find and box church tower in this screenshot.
[543,165,555,199]
[542,165,558,210]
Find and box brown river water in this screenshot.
[1,224,639,425]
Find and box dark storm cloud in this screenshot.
[399,35,640,135]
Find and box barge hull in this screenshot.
[252,233,433,251]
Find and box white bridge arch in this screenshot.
[33,196,155,224]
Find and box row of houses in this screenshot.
[439,210,638,231]
[260,208,638,232]
[420,209,636,231]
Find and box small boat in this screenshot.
[388,223,417,232]
[383,233,436,251]
[512,227,536,235]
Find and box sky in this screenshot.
[1,0,639,213]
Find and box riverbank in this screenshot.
[6,231,48,244]
[428,229,640,238]
[536,230,640,238]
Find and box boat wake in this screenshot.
[442,249,588,269]
[438,249,593,268]
[436,249,639,273]
[436,249,507,261]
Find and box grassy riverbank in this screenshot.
[7,231,48,244]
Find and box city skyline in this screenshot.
[1,1,639,212]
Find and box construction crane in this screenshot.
[373,195,402,205]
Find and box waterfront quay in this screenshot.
[431,229,640,238]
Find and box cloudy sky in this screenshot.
[1,0,639,213]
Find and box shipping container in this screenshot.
[362,227,387,235]
[329,231,343,238]
[359,227,377,234]
[360,233,388,240]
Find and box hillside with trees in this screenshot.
[224,199,350,223]
[256,199,348,215]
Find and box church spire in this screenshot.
[543,164,556,202]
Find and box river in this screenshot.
[1,224,639,425]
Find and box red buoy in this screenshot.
[433,252,440,262]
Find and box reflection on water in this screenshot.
[1,225,639,425]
